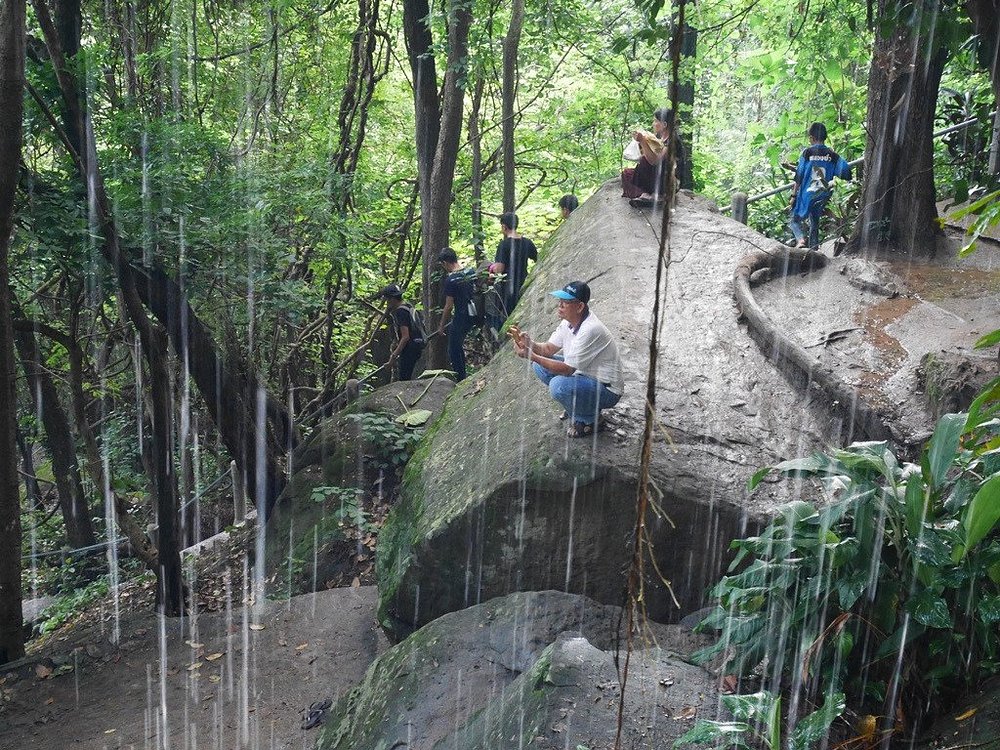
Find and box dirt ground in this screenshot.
[0,585,386,750]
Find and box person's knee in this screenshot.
[549,375,572,400]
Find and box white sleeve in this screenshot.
[548,323,567,351]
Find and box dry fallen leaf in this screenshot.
[351,577,361,588]
[295,643,309,652]
[185,641,204,649]
[35,664,52,679]
[104,729,116,734]
[672,706,697,720]
[204,653,223,662]
[188,662,203,671]
[45,697,55,705]
[954,707,977,721]
[208,675,221,684]
[249,624,265,631]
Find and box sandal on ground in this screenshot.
[301,698,333,730]
[629,196,655,209]
[559,410,569,420]
[567,421,595,438]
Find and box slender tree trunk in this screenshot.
[16,428,43,508]
[0,0,26,665]
[501,0,524,214]
[422,0,472,368]
[469,76,485,264]
[848,0,946,255]
[403,0,441,217]
[13,324,97,548]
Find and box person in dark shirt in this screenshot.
[436,248,477,381]
[379,283,425,381]
[493,212,537,324]
[789,122,852,250]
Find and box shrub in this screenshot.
[693,378,1000,737]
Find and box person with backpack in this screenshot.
[379,284,426,381]
[437,248,477,381]
[493,212,537,326]
[789,122,852,251]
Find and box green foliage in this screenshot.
[310,486,370,532]
[348,413,425,472]
[699,387,1000,716]
[674,690,845,750]
[37,576,111,635]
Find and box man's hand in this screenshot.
[436,326,445,338]
[388,352,398,365]
[513,340,529,359]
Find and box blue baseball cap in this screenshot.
[550,281,591,304]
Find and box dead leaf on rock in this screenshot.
[188,662,203,671]
[295,643,309,652]
[45,697,54,705]
[208,675,221,684]
[185,641,204,649]
[204,653,223,662]
[954,707,977,721]
[351,577,360,588]
[672,706,697,720]
[249,624,265,631]
[34,664,52,679]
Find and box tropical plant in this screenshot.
[675,690,845,750]
[694,378,1000,733]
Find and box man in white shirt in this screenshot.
[511,281,624,438]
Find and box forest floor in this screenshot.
[1,524,388,750]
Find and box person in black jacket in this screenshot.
[493,212,537,323]
[436,248,477,381]
[379,284,425,381]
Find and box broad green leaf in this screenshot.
[975,329,1000,349]
[962,473,1000,555]
[673,721,752,748]
[747,466,772,492]
[721,691,772,722]
[766,694,781,750]
[926,413,965,490]
[395,408,433,427]
[876,621,926,660]
[788,692,846,750]
[904,472,927,539]
[978,594,1000,624]
[965,378,1000,433]
[908,590,952,629]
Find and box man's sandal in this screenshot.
[567,421,594,438]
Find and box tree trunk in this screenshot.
[16,428,43,509]
[501,0,524,214]
[469,76,485,264]
[0,0,26,665]
[966,0,999,101]
[422,0,473,368]
[848,0,946,255]
[403,0,441,216]
[13,323,97,549]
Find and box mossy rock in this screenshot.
[377,182,835,639]
[316,590,715,750]
[264,377,454,595]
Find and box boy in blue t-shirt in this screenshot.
[789,122,852,250]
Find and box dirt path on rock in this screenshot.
[0,587,386,750]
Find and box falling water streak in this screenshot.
[225,568,234,700]
[253,386,268,614]
[146,663,153,750]
[312,524,319,616]
[240,557,251,748]
[159,612,172,750]
[564,477,577,591]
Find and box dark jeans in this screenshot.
[448,316,473,381]
[790,198,828,250]
[398,340,424,381]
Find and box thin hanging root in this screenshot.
[645,485,677,529]
[642,532,680,608]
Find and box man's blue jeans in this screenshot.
[532,358,620,425]
[790,198,828,250]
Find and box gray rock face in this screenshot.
[378,181,844,638]
[840,257,905,297]
[913,678,1000,749]
[316,591,719,750]
[264,377,453,595]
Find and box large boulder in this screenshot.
[317,590,719,750]
[264,377,453,595]
[377,181,846,637]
